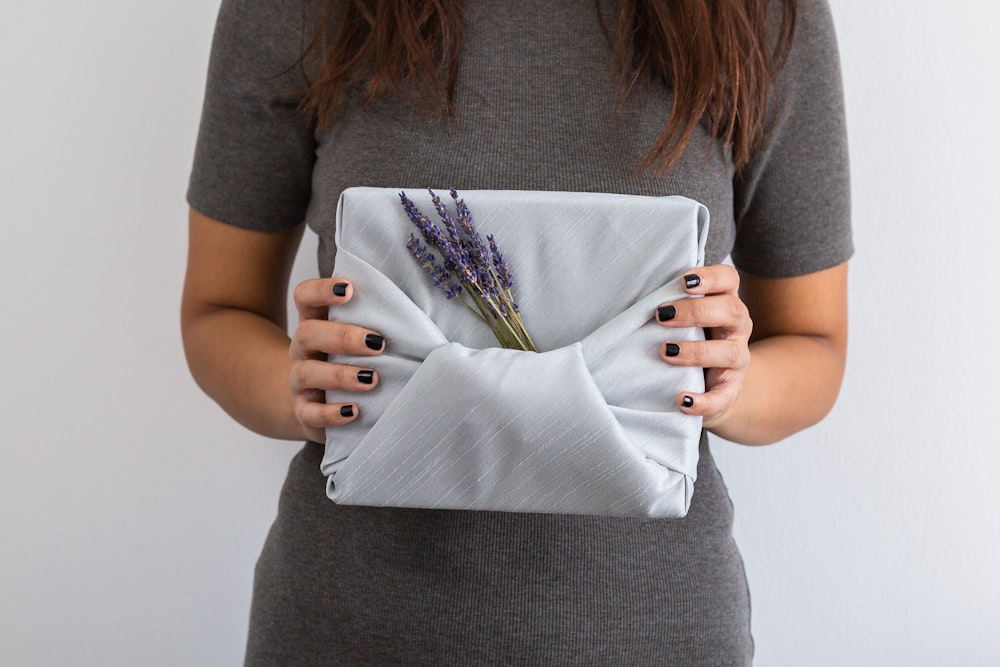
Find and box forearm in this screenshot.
[704,333,845,446]
[182,307,307,442]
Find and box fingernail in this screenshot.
[340,405,355,418]
[356,370,374,385]
[684,274,701,289]
[332,282,349,297]
[657,305,676,322]
[682,395,695,408]
[665,343,681,357]
[364,334,384,350]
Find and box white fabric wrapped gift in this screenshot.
[324,188,709,518]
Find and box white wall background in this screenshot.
[1,1,997,664]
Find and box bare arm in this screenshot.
[180,209,383,443]
[721,263,848,444]
[657,262,848,446]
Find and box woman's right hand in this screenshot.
[289,277,385,443]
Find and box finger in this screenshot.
[295,396,360,431]
[656,294,751,334]
[679,264,740,296]
[675,379,741,419]
[291,359,379,394]
[660,339,750,370]
[290,319,386,360]
[293,277,354,321]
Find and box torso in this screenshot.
[249,2,751,663]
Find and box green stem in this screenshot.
[458,283,537,352]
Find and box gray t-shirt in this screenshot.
[188,0,851,663]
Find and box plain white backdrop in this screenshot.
[1,1,997,665]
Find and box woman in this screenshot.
[182,0,850,663]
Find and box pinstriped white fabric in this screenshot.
[323,188,709,517]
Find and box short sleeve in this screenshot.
[187,0,316,232]
[732,0,853,278]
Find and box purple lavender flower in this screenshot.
[487,234,514,291]
[399,192,448,249]
[451,189,492,276]
[430,189,462,245]
[398,189,535,351]
[406,233,461,299]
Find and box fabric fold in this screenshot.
[324,188,709,517]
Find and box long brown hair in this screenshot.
[298,0,797,173]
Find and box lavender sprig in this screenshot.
[406,234,462,299]
[398,189,536,352]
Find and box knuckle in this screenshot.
[294,320,357,356]
[293,319,317,344]
[725,295,748,322]
[687,300,709,323]
[725,342,746,368]
[300,361,326,390]
[291,322,319,357]
[288,336,303,361]
[292,279,314,307]
[294,398,314,427]
[738,344,751,368]
[333,323,355,349]
[690,342,710,366]
[289,362,307,391]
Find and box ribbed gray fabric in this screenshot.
[249,437,752,666]
[187,0,851,663]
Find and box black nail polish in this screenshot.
[682,395,695,408]
[356,370,374,385]
[684,274,701,289]
[340,405,355,418]
[657,305,676,322]
[364,334,384,351]
[665,343,681,357]
[332,282,349,297]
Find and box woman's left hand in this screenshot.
[656,264,752,431]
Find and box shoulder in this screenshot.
[210,0,314,79]
[784,0,843,82]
